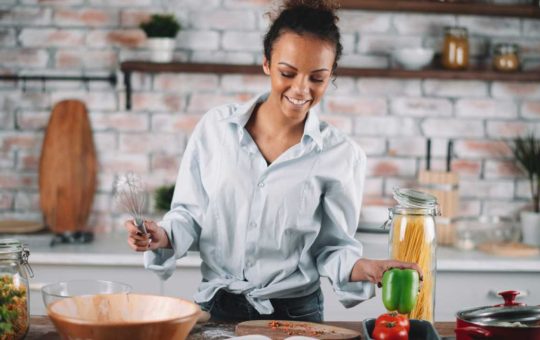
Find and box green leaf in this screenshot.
[140,14,181,38]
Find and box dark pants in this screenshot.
[198,288,324,322]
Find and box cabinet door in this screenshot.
[436,271,540,321]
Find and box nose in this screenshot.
[291,75,310,96]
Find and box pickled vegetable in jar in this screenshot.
[493,43,520,72]
[384,188,438,323]
[0,239,33,340]
[442,26,469,70]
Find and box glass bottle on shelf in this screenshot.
[442,26,469,70]
[384,188,439,323]
[492,43,520,72]
[0,239,33,340]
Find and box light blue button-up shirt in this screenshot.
[144,92,375,314]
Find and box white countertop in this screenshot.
[8,232,540,272]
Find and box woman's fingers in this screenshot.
[127,236,151,251]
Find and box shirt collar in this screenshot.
[223,92,323,150]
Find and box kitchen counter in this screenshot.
[14,231,540,272]
[26,316,456,339]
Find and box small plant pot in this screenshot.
[520,211,540,247]
[147,37,175,63]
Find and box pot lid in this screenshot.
[457,291,540,328]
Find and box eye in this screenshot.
[310,77,324,83]
[280,72,295,78]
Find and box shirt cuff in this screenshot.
[334,280,376,308]
[142,218,196,280]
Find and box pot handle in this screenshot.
[455,326,492,338]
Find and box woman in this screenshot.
[125,0,421,322]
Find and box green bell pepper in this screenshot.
[381,268,420,314]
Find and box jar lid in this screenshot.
[444,26,468,37]
[494,43,519,55]
[0,239,25,254]
[393,187,438,209]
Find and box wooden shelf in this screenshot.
[120,61,540,109]
[339,0,540,18]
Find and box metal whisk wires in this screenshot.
[114,172,147,234]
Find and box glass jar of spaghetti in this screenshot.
[384,188,438,323]
[442,26,469,70]
[0,239,33,340]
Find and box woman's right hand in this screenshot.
[124,220,171,251]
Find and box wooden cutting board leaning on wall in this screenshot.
[39,100,97,234]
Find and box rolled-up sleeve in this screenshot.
[144,119,207,280]
[313,148,375,308]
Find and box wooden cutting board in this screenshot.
[39,100,97,233]
[235,320,361,339]
[477,242,540,257]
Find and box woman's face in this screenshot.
[263,31,335,122]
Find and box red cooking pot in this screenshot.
[455,290,540,340]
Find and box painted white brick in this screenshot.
[86,0,152,6]
[324,96,387,116]
[1,92,50,110]
[131,92,184,112]
[190,10,257,31]
[354,117,419,137]
[358,35,423,54]
[14,191,39,211]
[0,49,48,68]
[0,151,15,169]
[384,178,419,195]
[456,99,517,119]
[338,11,391,34]
[152,114,203,133]
[51,91,117,111]
[492,82,540,100]
[0,111,14,130]
[222,31,264,52]
[222,0,272,9]
[53,8,119,27]
[55,50,117,69]
[482,200,529,217]
[523,19,540,37]
[388,137,449,158]
[391,97,452,117]
[325,77,356,96]
[393,14,455,35]
[458,199,482,217]
[119,132,186,154]
[221,75,269,93]
[516,179,532,199]
[367,156,417,177]
[187,93,252,113]
[341,33,356,55]
[0,192,14,210]
[423,80,488,98]
[423,119,484,138]
[459,180,515,199]
[92,132,117,153]
[90,112,148,132]
[0,7,52,26]
[319,115,353,135]
[19,28,85,47]
[352,137,386,156]
[191,51,255,65]
[455,139,511,159]
[521,101,540,120]
[98,153,149,174]
[486,121,540,138]
[339,54,389,68]
[0,28,16,46]
[176,30,220,51]
[154,74,220,93]
[357,79,421,96]
[484,160,522,179]
[457,16,520,37]
[362,178,384,197]
[15,110,49,130]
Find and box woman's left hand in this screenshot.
[349,258,423,287]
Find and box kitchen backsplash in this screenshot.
[0,0,539,232]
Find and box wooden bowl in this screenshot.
[47,293,200,340]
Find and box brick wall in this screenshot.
[0,0,539,232]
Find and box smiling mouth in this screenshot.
[284,95,310,106]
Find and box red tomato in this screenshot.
[372,323,408,340]
[375,312,410,331]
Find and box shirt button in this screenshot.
[258,182,265,188]
[249,222,256,228]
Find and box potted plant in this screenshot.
[154,184,175,212]
[140,14,181,63]
[510,133,540,246]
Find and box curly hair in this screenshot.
[263,0,343,73]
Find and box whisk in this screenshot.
[113,172,147,234]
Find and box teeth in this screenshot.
[286,96,309,105]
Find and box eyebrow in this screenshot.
[278,62,330,73]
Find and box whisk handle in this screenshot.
[134,218,147,234]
